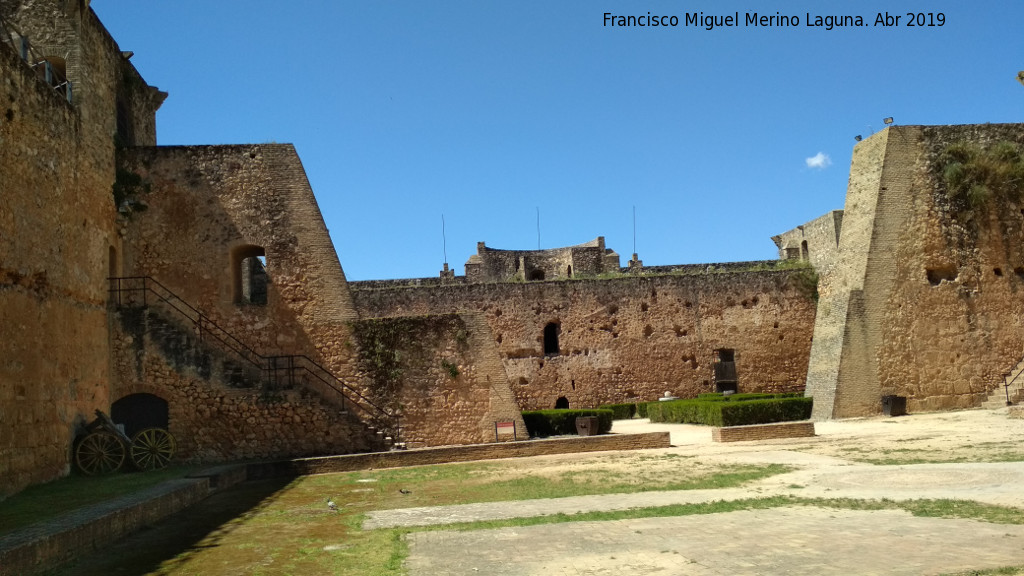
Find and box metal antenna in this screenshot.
[536,207,541,250]
[442,214,448,264]
[632,205,637,255]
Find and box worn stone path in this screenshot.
[365,461,1024,529]
[377,411,1024,575]
[406,507,1024,575]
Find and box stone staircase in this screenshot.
[111,277,398,449]
[981,357,1024,409]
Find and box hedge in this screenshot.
[598,403,637,420]
[637,402,654,418]
[647,396,812,427]
[521,409,614,437]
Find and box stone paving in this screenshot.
[405,507,1024,575]
[377,412,1024,575]
[366,461,1024,529]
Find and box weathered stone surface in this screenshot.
[352,269,818,410]
[798,124,1024,418]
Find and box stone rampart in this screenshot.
[353,269,818,410]
[806,124,1024,417]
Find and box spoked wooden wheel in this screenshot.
[130,428,176,470]
[75,431,127,475]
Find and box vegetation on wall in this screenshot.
[112,166,151,216]
[936,141,1024,213]
[790,264,820,302]
[350,315,467,409]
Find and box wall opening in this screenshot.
[543,322,560,356]
[529,270,545,281]
[926,265,958,287]
[232,245,268,305]
[713,348,737,393]
[566,265,572,278]
[116,97,134,146]
[554,396,569,409]
[108,246,118,279]
[800,240,809,260]
[111,393,169,439]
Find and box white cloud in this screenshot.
[805,152,832,169]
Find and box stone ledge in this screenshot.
[712,421,815,443]
[247,432,672,478]
[0,478,210,576]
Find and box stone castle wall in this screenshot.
[805,124,1024,417]
[110,307,380,462]
[352,269,818,410]
[0,1,160,497]
[351,313,525,448]
[117,145,363,407]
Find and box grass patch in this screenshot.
[0,466,196,535]
[308,459,789,511]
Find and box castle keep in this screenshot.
[3,1,1023,498]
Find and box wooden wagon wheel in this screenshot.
[130,428,176,470]
[75,431,126,475]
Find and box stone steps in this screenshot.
[982,358,1024,409]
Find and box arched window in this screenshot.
[554,396,569,409]
[800,240,809,260]
[529,269,545,281]
[566,265,572,278]
[232,245,268,305]
[543,322,560,356]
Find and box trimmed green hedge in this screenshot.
[637,401,654,419]
[598,403,637,420]
[647,396,812,427]
[521,409,614,437]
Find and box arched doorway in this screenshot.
[554,396,569,409]
[111,393,169,438]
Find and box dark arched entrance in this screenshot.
[554,396,569,409]
[111,393,170,438]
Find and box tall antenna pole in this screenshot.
[442,214,448,264]
[632,205,636,255]
[536,207,541,250]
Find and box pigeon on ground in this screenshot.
[398,489,411,495]
[327,497,338,511]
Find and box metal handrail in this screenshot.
[108,276,398,436]
[0,13,73,102]
[1003,368,1022,406]
[268,354,390,418]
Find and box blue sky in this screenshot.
[93,2,1024,280]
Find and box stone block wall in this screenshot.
[352,269,818,411]
[805,124,1024,418]
[465,237,619,282]
[712,421,815,442]
[118,144,362,400]
[110,306,379,461]
[772,210,844,271]
[1,3,133,496]
[350,313,525,447]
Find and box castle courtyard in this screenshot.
[17,407,1024,575]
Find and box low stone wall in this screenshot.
[0,478,210,576]
[248,431,672,478]
[711,421,815,443]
